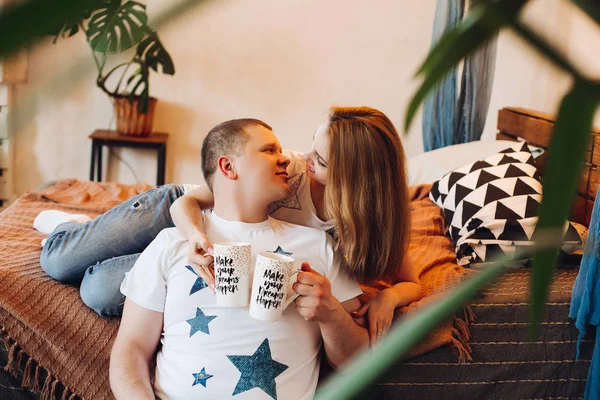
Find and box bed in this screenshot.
[0,108,595,400]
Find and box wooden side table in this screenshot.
[89,130,169,186]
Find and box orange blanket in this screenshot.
[0,179,152,400]
[359,184,472,361]
[0,180,469,400]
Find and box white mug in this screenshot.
[249,252,300,321]
[213,242,251,307]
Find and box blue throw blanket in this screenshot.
[570,193,600,399]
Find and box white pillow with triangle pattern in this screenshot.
[429,141,582,267]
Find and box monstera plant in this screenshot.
[51,0,175,134]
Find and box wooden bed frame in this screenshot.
[497,106,599,227]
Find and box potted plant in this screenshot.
[50,0,175,135]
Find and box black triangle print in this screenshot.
[495,201,523,220]
[458,244,475,258]
[525,195,540,218]
[450,226,461,241]
[505,164,527,178]
[499,146,516,154]
[462,201,482,227]
[430,180,440,201]
[470,160,493,173]
[513,178,539,196]
[498,220,529,241]
[533,170,542,182]
[476,170,499,188]
[485,244,506,261]
[455,184,471,205]
[484,184,511,205]
[444,209,455,225]
[497,154,521,165]
[440,194,447,204]
[471,227,496,240]
[448,172,466,190]
[466,217,483,231]
[563,222,581,242]
[525,155,536,167]
[518,142,529,152]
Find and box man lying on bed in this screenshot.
[109,119,368,399]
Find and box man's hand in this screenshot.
[293,262,340,322]
[294,262,369,368]
[187,232,215,292]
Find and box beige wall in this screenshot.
[9,0,600,195]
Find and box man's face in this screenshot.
[302,122,329,185]
[234,124,291,204]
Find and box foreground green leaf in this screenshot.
[0,0,102,60]
[315,261,509,400]
[529,81,599,336]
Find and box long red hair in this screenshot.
[325,106,410,283]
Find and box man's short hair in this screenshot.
[201,118,272,190]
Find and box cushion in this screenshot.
[429,141,582,267]
[407,140,545,186]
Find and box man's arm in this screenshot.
[319,296,368,368]
[110,299,163,400]
[293,263,369,369]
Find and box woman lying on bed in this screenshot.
[37,106,421,344]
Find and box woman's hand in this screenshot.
[187,232,215,292]
[352,288,398,346]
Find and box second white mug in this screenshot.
[249,252,300,321]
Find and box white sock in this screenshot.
[33,210,92,234]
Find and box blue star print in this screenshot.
[269,246,293,256]
[185,265,209,295]
[186,308,217,337]
[192,367,213,388]
[227,338,288,399]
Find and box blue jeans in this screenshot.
[40,184,186,317]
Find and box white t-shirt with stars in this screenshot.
[183,150,336,235]
[120,211,362,400]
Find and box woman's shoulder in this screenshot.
[283,149,306,176]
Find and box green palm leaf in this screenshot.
[529,81,599,336]
[86,0,149,54]
[404,0,526,131]
[136,31,175,75]
[124,32,175,113]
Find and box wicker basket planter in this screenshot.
[112,95,157,136]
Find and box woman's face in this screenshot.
[303,122,329,185]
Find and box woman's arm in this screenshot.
[385,255,422,307]
[170,185,215,242]
[169,186,217,288]
[352,256,422,345]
